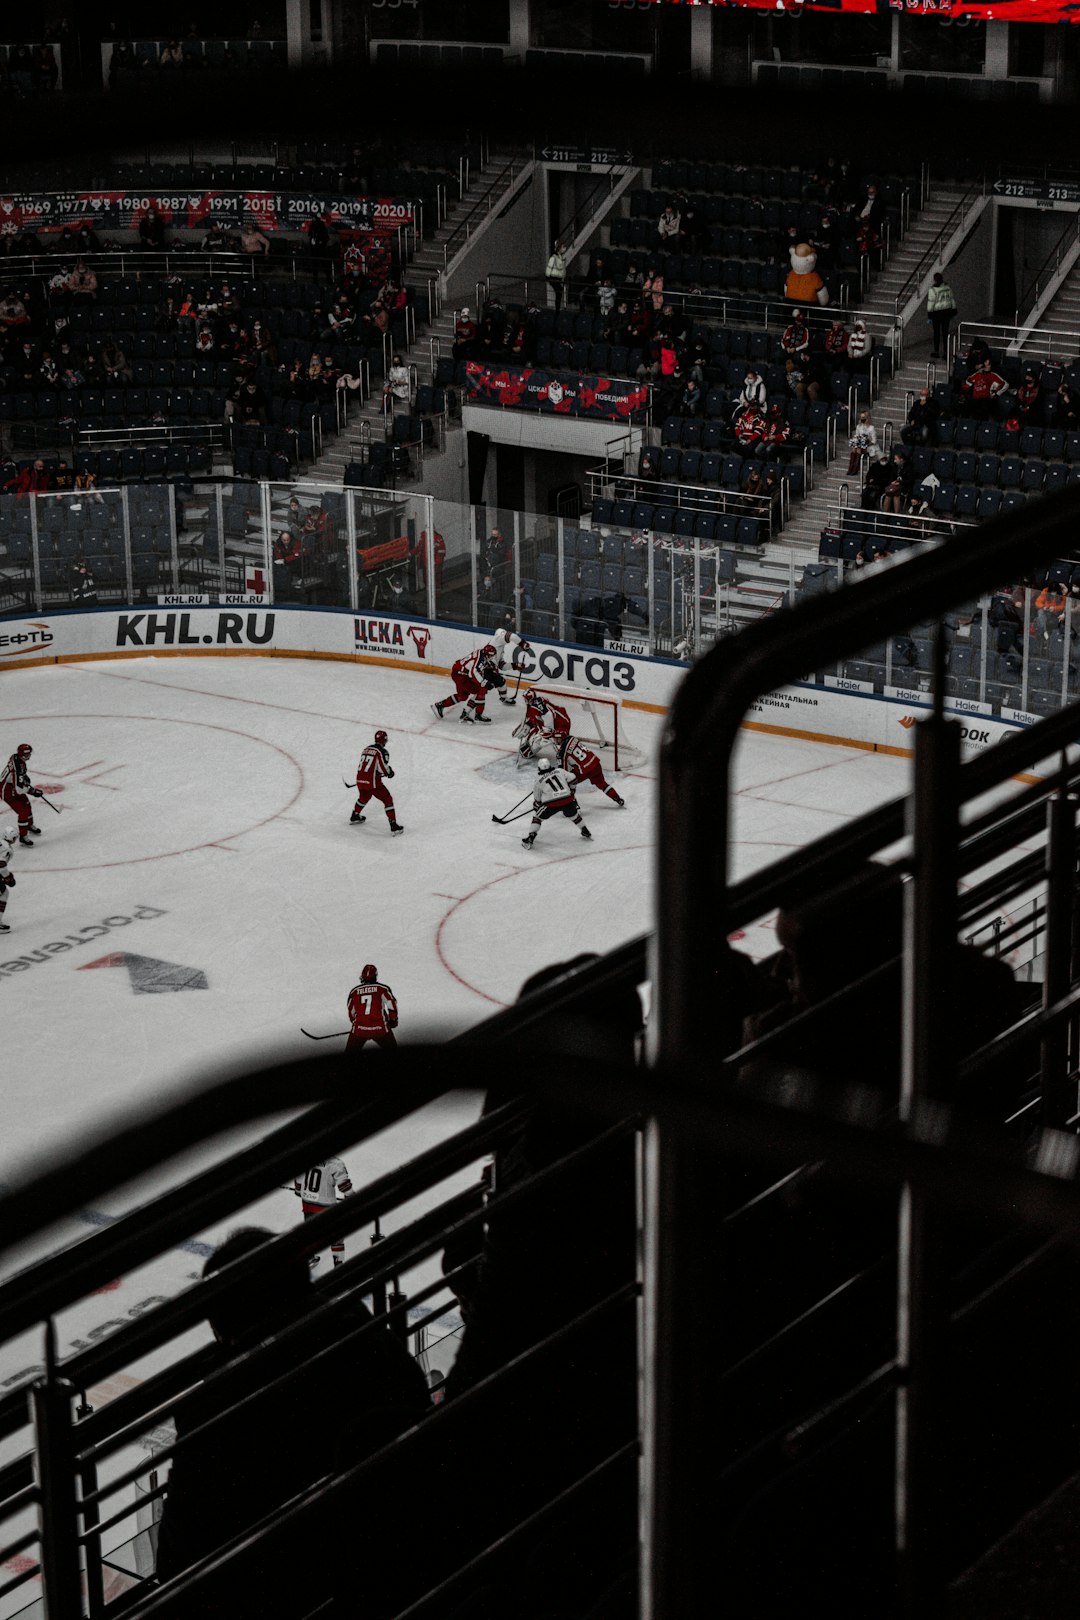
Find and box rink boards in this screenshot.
[0,603,1037,762]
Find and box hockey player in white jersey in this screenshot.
[292,1157,354,1267]
[490,624,531,704]
[0,826,16,932]
[521,758,591,848]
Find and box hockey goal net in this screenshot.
[521,686,646,773]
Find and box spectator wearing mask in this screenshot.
[902,388,939,448]
[847,411,877,475]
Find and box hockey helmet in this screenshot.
[374,729,388,746]
[481,644,496,659]
[1,825,15,845]
[360,964,378,983]
[525,689,547,710]
[537,758,554,774]
[16,743,32,758]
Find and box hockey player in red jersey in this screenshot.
[346,963,399,1052]
[0,826,16,932]
[1,745,42,847]
[292,1156,353,1267]
[351,730,404,834]
[521,758,591,849]
[430,643,503,724]
[557,735,625,807]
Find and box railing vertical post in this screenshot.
[896,687,961,1619]
[78,1391,106,1617]
[32,1322,82,1620]
[1040,771,1078,1131]
[345,487,360,615]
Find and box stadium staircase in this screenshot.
[1020,250,1080,341]
[308,149,522,487]
[767,185,974,562]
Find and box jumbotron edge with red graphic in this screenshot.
[646,0,1076,21]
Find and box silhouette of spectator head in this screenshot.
[203,1226,310,1350]
[518,953,642,1065]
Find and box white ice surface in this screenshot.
[0,654,915,1589]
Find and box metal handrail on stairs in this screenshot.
[438,156,521,270]
[1013,211,1080,327]
[890,180,990,321]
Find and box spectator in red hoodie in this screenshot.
[961,356,1007,421]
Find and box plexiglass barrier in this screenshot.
[5,478,1080,718]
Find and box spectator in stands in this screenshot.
[678,371,702,418]
[734,403,767,451]
[813,212,839,270]
[596,277,617,321]
[846,319,870,370]
[961,356,1008,421]
[784,356,819,403]
[38,350,58,389]
[639,449,660,482]
[1059,377,1080,431]
[846,410,877,475]
[234,378,267,426]
[158,1226,428,1619]
[195,325,215,356]
[545,240,568,312]
[881,449,914,514]
[657,202,681,244]
[763,405,798,460]
[627,299,652,343]
[159,40,184,69]
[861,454,891,510]
[60,362,84,391]
[1034,581,1069,642]
[452,307,477,360]
[739,367,768,410]
[76,224,101,257]
[926,272,957,359]
[679,203,708,254]
[742,464,765,504]
[0,289,28,331]
[479,296,507,358]
[108,39,135,83]
[761,465,784,521]
[989,586,1024,655]
[70,562,97,605]
[902,388,939,448]
[823,318,849,363]
[643,267,665,313]
[240,220,270,257]
[307,212,332,266]
[1016,368,1043,427]
[138,208,165,251]
[850,181,885,237]
[201,220,230,253]
[384,354,411,416]
[68,261,97,302]
[781,310,810,361]
[962,335,991,373]
[13,458,52,495]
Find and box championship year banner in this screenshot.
[0,191,415,238]
[465,362,649,424]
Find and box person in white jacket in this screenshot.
[847,410,877,475]
[545,242,568,311]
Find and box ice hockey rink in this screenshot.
[0,650,916,1498]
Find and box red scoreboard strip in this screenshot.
[640,0,1079,20]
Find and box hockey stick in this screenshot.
[300,1027,350,1040]
[493,807,536,826]
[342,777,357,790]
[491,792,534,825]
[504,665,525,705]
[35,794,63,814]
